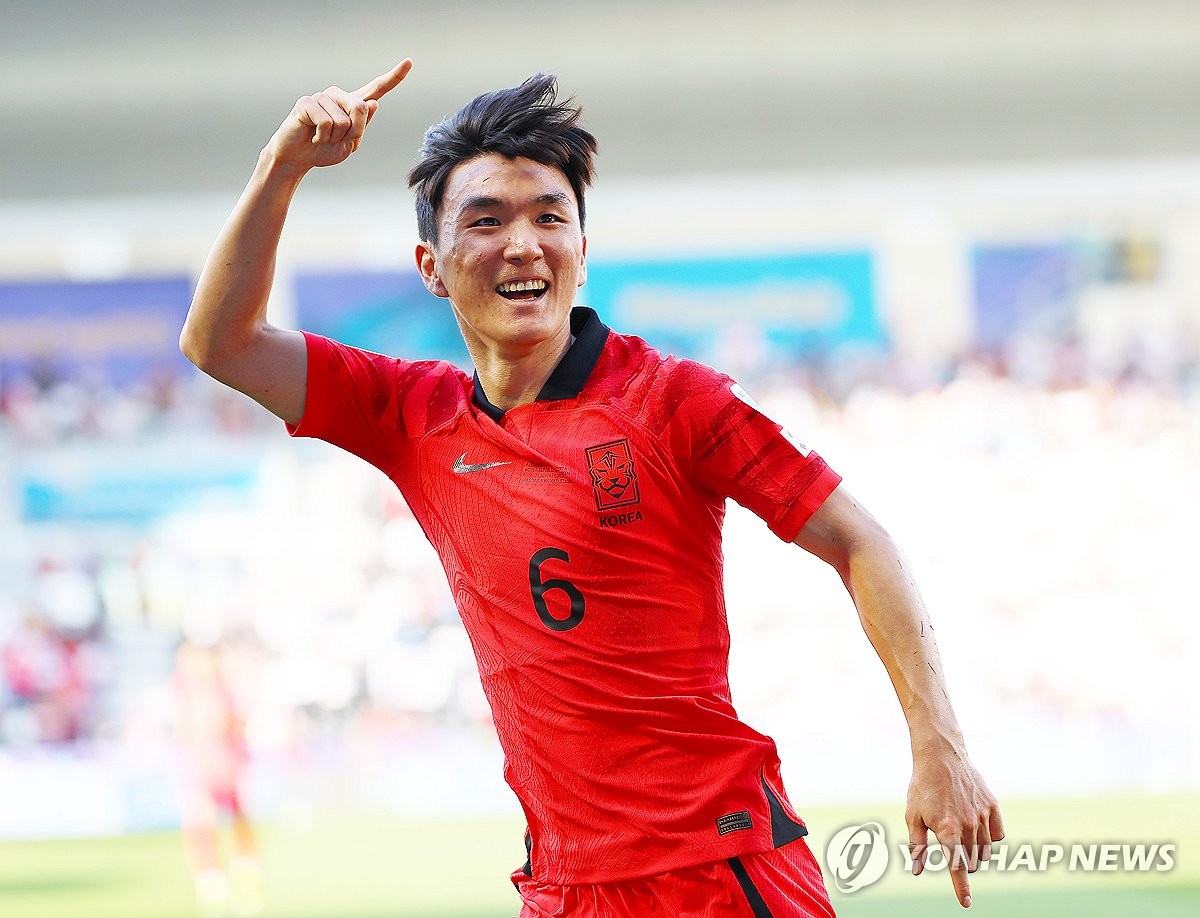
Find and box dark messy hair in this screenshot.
[407,73,597,246]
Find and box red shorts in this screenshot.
[511,839,836,917]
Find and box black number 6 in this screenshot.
[529,547,586,631]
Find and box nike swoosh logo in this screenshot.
[453,452,512,474]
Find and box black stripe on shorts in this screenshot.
[728,856,774,918]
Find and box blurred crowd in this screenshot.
[0,363,276,447]
[0,320,1197,825]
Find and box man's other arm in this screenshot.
[179,60,413,425]
[795,485,1004,909]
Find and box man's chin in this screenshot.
[499,308,572,349]
[496,291,553,315]
[453,300,573,354]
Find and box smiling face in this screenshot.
[416,153,587,359]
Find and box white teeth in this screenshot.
[497,280,548,294]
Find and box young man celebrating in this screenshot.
[181,59,1003,915]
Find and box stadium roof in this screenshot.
[3,0,1200,201]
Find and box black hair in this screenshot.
[407,73,597,246]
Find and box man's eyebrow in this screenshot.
[534,192,572,207]
[456,191,573,217]
[458,195,503,216]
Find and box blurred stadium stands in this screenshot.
[1,1,1198,840]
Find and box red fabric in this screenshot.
[513,839,836,917]
[289,324,842,884]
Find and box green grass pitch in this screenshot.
[0,793,1195,917]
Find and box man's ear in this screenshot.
[415,243,448,298]
[577,235,587,288]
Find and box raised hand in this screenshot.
[182,59,414,426]
[264,58,413,173]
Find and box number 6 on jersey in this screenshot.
[529,547,586,631]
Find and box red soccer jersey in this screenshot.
[288,307,842,884]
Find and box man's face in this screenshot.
[416,153,587,356]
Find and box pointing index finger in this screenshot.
[355,58,413,102]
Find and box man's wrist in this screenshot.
[255,147,311,189]
[908,722,968,762]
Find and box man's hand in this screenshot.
[906,747,1005,908]
[263,58,413,173]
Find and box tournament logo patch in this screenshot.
[585,439,640,511]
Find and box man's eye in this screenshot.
[537,213,564,223]
[470,217,500,227]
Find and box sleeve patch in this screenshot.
[729,382,810,456]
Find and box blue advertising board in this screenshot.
[584,250,883,361]
[294,269,468,363]
[972,244,1080,349]
[17,442,261,524]
[294,251,882,366]
[0,277,194,385]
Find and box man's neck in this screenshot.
[469,328,575,412]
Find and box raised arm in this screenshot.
[795,485,1003,909]
[180,59,413,425]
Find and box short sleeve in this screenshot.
[286,332,466,476]
[665,360,841,542]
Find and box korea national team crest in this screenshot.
[585,439,641,511]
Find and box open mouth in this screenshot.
[496,279,548,301]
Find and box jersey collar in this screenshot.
[472,307,609,421]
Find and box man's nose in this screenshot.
[504,224,543,262]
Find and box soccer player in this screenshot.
[181,59,1004,915]
[171,638,261,916]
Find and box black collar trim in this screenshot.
[472,307,609,420]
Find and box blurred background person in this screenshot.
[171,637,261,917]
